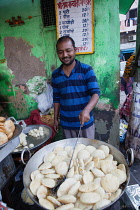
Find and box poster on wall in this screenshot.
[55,0,94,54]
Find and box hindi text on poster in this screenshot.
[55,0,94,54]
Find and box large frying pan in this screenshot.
[23,138,133,210]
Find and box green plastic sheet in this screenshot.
[119,0,135,14]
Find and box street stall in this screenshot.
[0,0,140,209]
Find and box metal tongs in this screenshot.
[51,124,83,194]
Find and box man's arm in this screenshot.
[79,66,100,125]
[79,93,99,125]
[53,102,60,131]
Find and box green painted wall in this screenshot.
[43,0,120,109]
[0,0,45,119]
[0,0,120,146]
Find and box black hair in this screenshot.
[56,36,76,49]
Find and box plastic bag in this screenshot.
[35,83,53,114]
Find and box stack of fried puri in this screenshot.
[0,117,15,146]
[29,144,127,210]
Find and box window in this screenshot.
[40,0,56,27]
[129,8,137,18]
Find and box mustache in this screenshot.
[62,57,70,59]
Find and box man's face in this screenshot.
[57,40,76,66]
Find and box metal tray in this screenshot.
[12,124,52,154]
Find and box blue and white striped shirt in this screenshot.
[52,60,100,130]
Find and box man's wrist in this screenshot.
[83,107,91,114]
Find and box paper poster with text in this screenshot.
[55,0,94,54]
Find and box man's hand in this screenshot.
[79,94,99,125]
[53,103,60,132]
[79,110,90,125]
[53,119,59,132]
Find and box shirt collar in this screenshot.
[59,59,80,75]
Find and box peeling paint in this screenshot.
[0,59,6,63]
[108,112,120,148]
[95,119,108,134]
[0,0,120,144]
[4,37,46,85]
[94,109,118,146]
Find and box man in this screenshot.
[52,36,100,139]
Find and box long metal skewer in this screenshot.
[51,124,83,194]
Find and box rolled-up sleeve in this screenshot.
[86,68,100,96]
[52,74,60,103]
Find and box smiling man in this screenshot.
[52,36,100,139]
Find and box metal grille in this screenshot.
[40,0,56,27]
